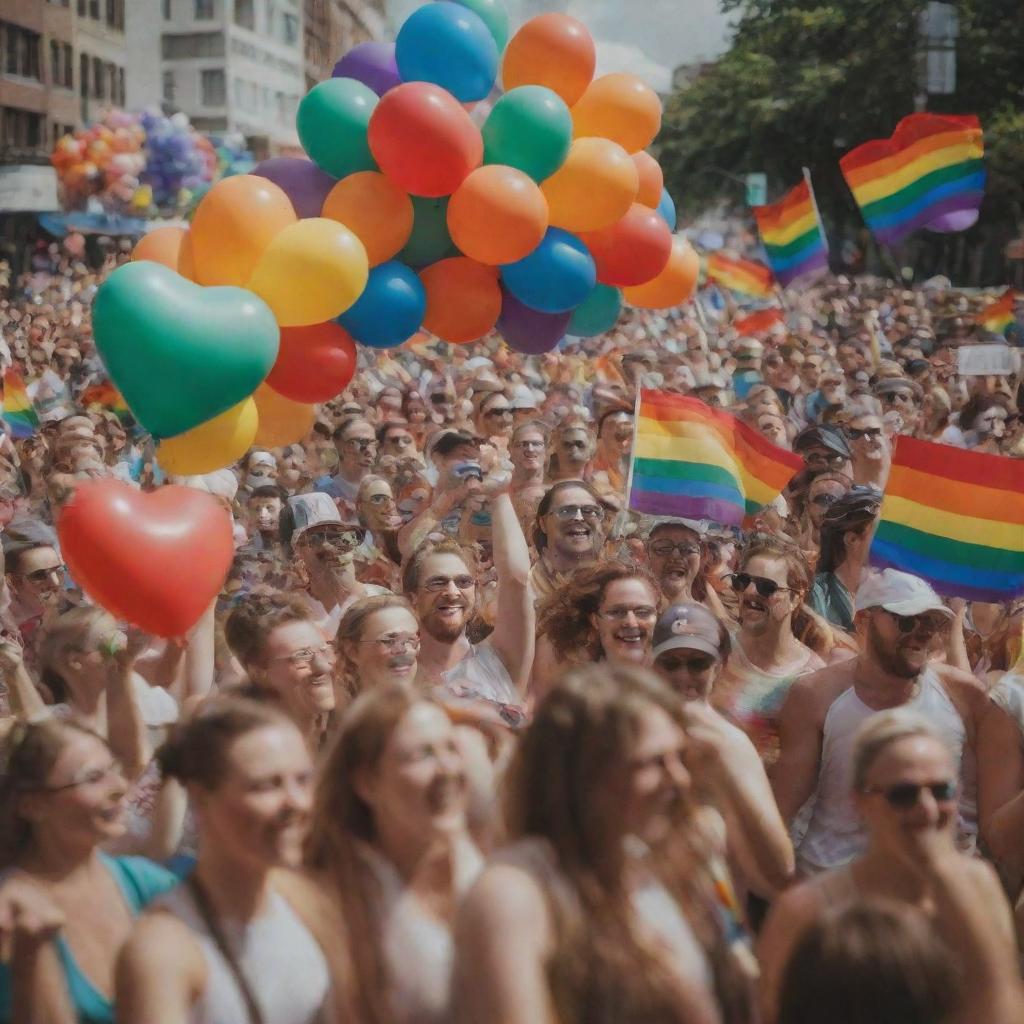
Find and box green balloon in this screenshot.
[482,86,572,182]
[569,284,623,337]
[453,0,509,53]
[93,261,279,440]
[398,197,458,267]
[297,78,378,179]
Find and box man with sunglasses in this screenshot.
[875,376,923,436]
[2,522,73,646]
[773,569,990,877]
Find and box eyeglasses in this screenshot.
[879,608,949,636]
[365,492,395,506]
[305,530,362,549]
[881,391,914,405]
[598,605,658,622]
[484,406,512,418]
[23,564,66,584]
[862,780,957,810]
[728,572,793,598]
[44,760,123,792]
[804,452,847,468]
[515,440,545,450]
[811,493,840,508]
[656,653,717,673]
[422,574,476,592]
[269,641,336,667]
[430,393,454,405]
[649,540,700,558]
[359,632,420,653]
[345,438,378,451]
[553,504,602,521]
[846,427,882,441]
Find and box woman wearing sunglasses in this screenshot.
[759,708,1019,1024]
[712,536,830,765]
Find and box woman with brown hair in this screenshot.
[453,663,756,1024]
[532,560,660,702]
[305,684,483,1024]
[335,594,420,701]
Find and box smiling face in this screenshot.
[349,606,420,690]
[736,553,799,636]
[847,415,885,462]
[544,485,605,564]
[862,608,949,679]
[10,545,66,613]
[248,494,282,537]
[359,478,402,535]
[591,577,659,665]
[255,619,337,721]
[510,426,547,475]
[647,525,702,600]
[413,552,476,643]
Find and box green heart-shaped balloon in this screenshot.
[93,261,280,440]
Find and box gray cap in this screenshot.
[652,603,725,659]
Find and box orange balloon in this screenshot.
[419,257,501,344]
[623,236,700,309]
[571,73,662,154]
[132,227,189,272]
[447,165,548,265]
[541,137,638,233]
[321,171,414,267]
[252,384,317,448]
[177,232,197,281]
[632,151,664,208]
[189,174,297,287]
[502,14,596,106]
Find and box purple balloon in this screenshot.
[497,287,572,354]
[332,42,401,97]
[927,208,979,233]
[251,157,337,219]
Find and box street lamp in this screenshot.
[916,2,959,110]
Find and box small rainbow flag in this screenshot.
[706,253,775,299]
[629,390,803,526]
[976,290,1017,336]
[1,369,39,438]
[734,307,785,337]
[753,175,829,286]
[80,379,131,422]
[840,112,985,247]
[870,436,1024,602]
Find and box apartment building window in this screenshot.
[162,69,175,102]
[282,12,298,45]
[117,66,125,105]
[92,56,104,98]
[1,107,43,149]
[89,0,100,19]
[63,43,73,87]
[201,68,225,106]
[78,0,86,14]
[50,39,60,84]
[163,0,172,17]
[79,53,88,96]
[195,0,215,19]
[162,32,225,59]
[2,22,43,80]
[234,0,254,30]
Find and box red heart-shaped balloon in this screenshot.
[57,480,233,638]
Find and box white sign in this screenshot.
[957,345,1020,377]
[0,165,59,213]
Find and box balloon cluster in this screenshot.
[91,0,700,478]
[51,109,147,213]
[137,110,217,213]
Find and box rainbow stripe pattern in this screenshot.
[734,307,785,337]
[840,113,985,247]
[706,253,775,299]
[80,379,131,421]
[870,436,1024,602]
[753,179,829,286]
[977,290,1016,336]
[629,390,803,526]
[1,369,39,438]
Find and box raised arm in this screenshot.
[0,637,47,721]
[104,636,150,780]
[771,677,825,825]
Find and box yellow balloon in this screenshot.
[157,398,258,475]
[253,384,316,448]
[246,218,369,328]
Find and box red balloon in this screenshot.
[580,203,673,287]
[368,82,483,198]
[265,322,357,403]
[57,480,233,638]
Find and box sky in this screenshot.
[385,0,735,93]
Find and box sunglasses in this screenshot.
[846,427,882,441]
[811,493,840,508]
[430,393,454,404]
[862,780,956,810]
[729,572,793,598]
[484,406,512,418]
[880,608,949,636]
[656,653,717,673]
[881,391,914,404]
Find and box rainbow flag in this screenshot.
[629,390,803,526]
[870,436,1024,602]
[734,307,785,337]
[80,379,131,421]
[977,290,1017,336]
[840,112,985,247]
[753,176,829,286]
[706,253,775,299]
[1,369,39,438]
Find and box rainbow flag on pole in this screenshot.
[1,369,39,438]
[870,436,1024,602]
[80,379,131,422]
[753,173,829,286]
[840,112,985,247]
[706,253,775,299]
[629,390,803,526]
[976,290,1017,336]
[734,307,785,337]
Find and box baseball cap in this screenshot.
[735,337,764,359]
[288,492,345,542]
[509,384,538,410]
[875,376,923,400]
[854,569,953,618]
[794,424,851,458]
[652,603,725,660]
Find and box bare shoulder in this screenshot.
[460,859,552,948]
[120,907,203,974]
[934,662,988,699]
[786,658,855,716]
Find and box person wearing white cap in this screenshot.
[773,569,990,877]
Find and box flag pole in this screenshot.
[802,166,830,266]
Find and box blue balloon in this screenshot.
[338,261,426,349]
[501,228,596,314]
[657,187,677,230]
[396,1,498,103]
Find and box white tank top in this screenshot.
[156,884,332,1024]
[796,668,971,876]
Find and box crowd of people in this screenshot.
[0,234,1023,1023]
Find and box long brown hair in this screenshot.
[334,594,416,699]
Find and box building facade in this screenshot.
[303,0,385,91]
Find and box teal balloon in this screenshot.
[569,284,623,337]
[657,187,677,230]
[297,78,378,179]
[93,262,279,440]
[453,0,509,53]
[482,86,572,182]
[398,196,458,267]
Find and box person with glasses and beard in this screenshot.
[772,570,991,880]
[759,709,1019,1024]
